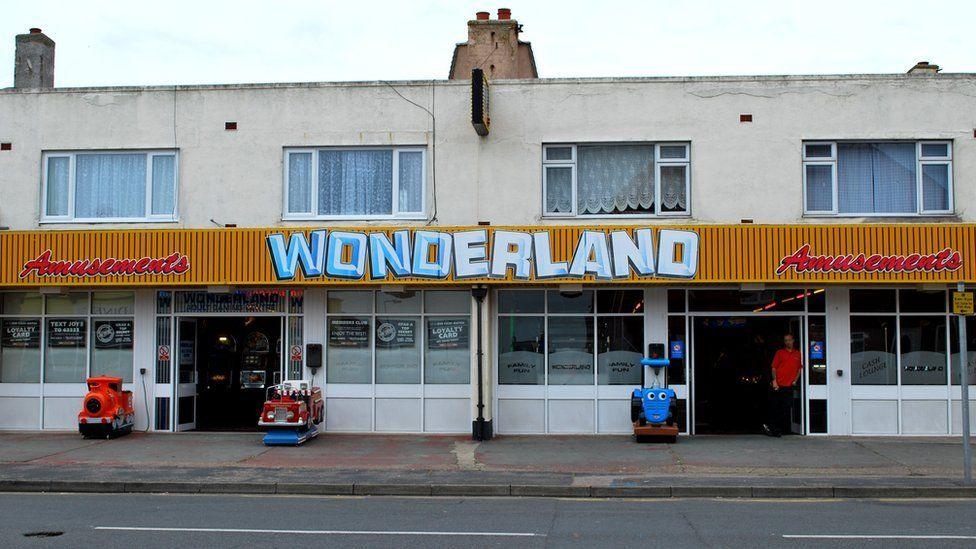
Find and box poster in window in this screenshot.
[328,317,369,347]
[93,320,134,349]
[1,319,41,348]
[47,319,86,347]
[427,319,469,349]
[375,319,416,349]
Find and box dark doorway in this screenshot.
[195,317,281,431]
[692,316,802,434]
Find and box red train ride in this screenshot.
[77,376,135,438]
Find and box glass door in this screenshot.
[789,316,805,434]
[176,318,197,431]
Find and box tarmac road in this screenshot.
[2,492,976,548]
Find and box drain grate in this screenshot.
[23,531,64,538]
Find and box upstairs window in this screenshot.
[803,141,952,216]
[543,143,690,217]
[284,147,426,220]
[42,151,178,222]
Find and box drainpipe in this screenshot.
[471,286,490,440]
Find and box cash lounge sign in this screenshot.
[266,228,700,281]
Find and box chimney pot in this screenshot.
[476,11,490,20]
[907,61,940,74]
[498,8,511,20]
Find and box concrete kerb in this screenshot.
[1,481,975,499]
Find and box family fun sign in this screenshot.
[266,228,700,282]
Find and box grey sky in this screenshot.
[3,0,974,87]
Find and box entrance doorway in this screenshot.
[692,316,803,434]
[178,316,282,431]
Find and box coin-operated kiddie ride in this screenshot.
[258,380,324,446]
[78,376,135,439]
[630,343,678,443]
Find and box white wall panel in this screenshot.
[42,397,79,429]
[901,400,948,434]
[375,398,422,432]
[597,399,632,433]
[951,400,976,435]
[0,397,40,429]
[324,398,372,432]
[548,399,595,434]
[498,399,544,434]
[424,398,469,433]
[851,400,898,434]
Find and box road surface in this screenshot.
[2,492,975,548]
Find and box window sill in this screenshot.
[541,213,692,220]
[802,212,956,219]
[281,215,429,222]
[39,217,180,225]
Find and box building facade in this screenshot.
[1,13,974,437]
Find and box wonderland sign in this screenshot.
[266,228,699,281]
[1,224,973,287]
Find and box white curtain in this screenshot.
[838,143,916,214]
[397,151,423,213]
[545,166,573,213]
[150,155,176,216]
[46,156,70,216]
[287,152,312,213]
[318,150,393,216]
[75,154,146,218]
[577,145,654,214]
[659,165,687,212]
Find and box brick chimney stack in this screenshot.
[14,28,55,88]
[449,9,537,80]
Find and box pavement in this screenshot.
[0,431,974,498]
[5,493,976,548]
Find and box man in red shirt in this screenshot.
[763,333,802,437]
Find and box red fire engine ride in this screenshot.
[78,376,135,438]
[258,380,324,445]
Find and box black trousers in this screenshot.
[765,387,793,435]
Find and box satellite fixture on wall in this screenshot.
[471,68,490,136]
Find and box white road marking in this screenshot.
[784,534,976,540]
[95,526,541,537]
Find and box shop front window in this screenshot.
[597,316,643,385]
[375,316,421,384]
[327,316,372,384]
[425,316,470,384]
[547,316,594,385]
[325,290,470,385]
[850,315,897,385]
[849,289,952,387]
[899,316,947,385]
[950,316,976,385]
[0,293,42,383]
[496,289,644,386]
[497,316,545,385]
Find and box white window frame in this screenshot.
[40,150,179,224]
[801,140,953,217]
[282,146,428,221]
[802,142,838,215]
[541,143,691,218]
[916,141,954,215]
